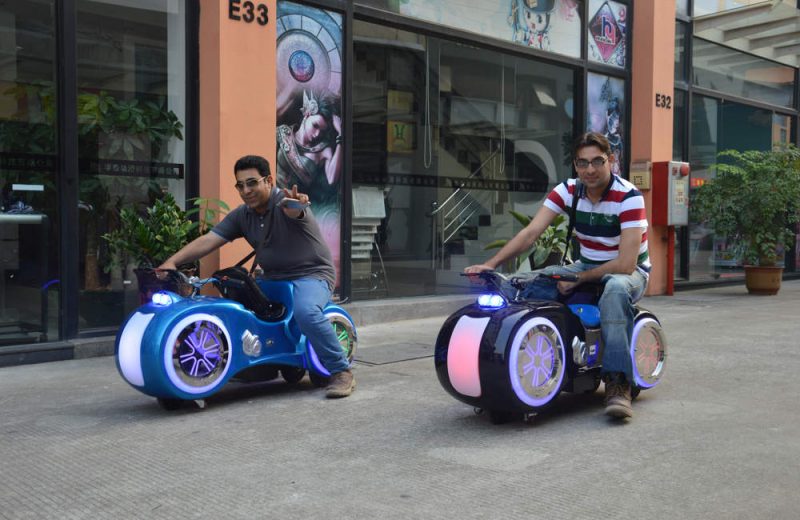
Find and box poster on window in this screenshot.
[587,0,627,68]
[276,1,343,288]
[376,0,582,58]
[586,72,624,177]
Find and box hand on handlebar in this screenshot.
[463,264,494,274]
[545,272,581,295]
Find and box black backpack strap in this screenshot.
[235,205,274,273]
[561,180,583,266]
[234,250,255,268]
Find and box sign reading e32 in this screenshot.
[229,0,269,26]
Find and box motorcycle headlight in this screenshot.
[477,293,506,309]
[151,291,176,306]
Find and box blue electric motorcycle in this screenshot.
[115,268,357,410]
[434,271,666,423]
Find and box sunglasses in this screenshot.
[234,176,266,192]
[574,156,608,169]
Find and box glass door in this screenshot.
[0,0,59,346]
[76,0,188,330]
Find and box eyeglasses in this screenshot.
[574,156,608,169]
[234,176,266,192]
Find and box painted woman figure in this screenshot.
[276,90,342,206]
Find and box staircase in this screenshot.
[429,143,525,289]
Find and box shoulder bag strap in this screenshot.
[560,180,583,266]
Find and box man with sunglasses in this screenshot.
[465,132,649,419]
[159,155,355,398]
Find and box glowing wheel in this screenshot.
[308,311,358,384]
[630,316,667,389]
[163,314,233,395]
[507,317,566,407]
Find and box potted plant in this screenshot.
[691,147,800,295]
[103,194,228,302]
[484,213,571,272]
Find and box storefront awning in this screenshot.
[694,0,800,68]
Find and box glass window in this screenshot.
[673,89,686,161]
[76,0,187,329]
[693,38,794,108]
[693,0,765,17]
[586,72,625,176]
[772,114,791,146]
[676,0,689,17]
[0,0,59,346]
[352,19,576,299]
[689,95,774,281]
[354,0,582,59]
[675,21,687,83]
[587,0,628,68]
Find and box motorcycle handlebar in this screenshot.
[147,268,217,289]
[461,269,579,288]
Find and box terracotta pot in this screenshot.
[744,265,783,295]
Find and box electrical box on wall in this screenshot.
[652,161,689,226]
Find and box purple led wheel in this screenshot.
[307,311,357,378]
[507,317,565,407]
[176,321,225,379]
[163,314,232,394]
[630,316,667,388]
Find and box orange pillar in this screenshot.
[630,0,676,295]
[198,0,277,275]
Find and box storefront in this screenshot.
[673,0,800,283]
[0,0,196,358]
[0,0,797,362]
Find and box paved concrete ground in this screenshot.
[1,281,799,519]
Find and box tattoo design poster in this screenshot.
[586,72,625,177]
[276,1,343,288]
[587,0,627,68]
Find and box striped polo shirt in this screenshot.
[544,176,651,275]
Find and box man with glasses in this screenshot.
[465,132,649,419]
[159,155,355,398]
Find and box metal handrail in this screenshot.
[430,145,501,216]
[429,144,503,269]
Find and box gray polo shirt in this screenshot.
[211,188,336,289]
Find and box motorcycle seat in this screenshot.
[212,267,286,321]
[567,304,601,327]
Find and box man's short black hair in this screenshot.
[234,155,271,177]
[573,132,612,156]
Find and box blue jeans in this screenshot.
[519,262,648,381]
[291,277,350,374]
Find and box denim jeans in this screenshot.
[291,277,350,374]
[519,262,648,380]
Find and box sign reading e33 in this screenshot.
[229,0,269,26]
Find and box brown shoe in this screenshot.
[604,374,633,419]
[326,369,356,398]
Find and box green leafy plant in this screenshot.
[484,213,570,271]
[103,194,227,270]
[691,147,800,266]
[78,90,183,160]
[186,197,231,236]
